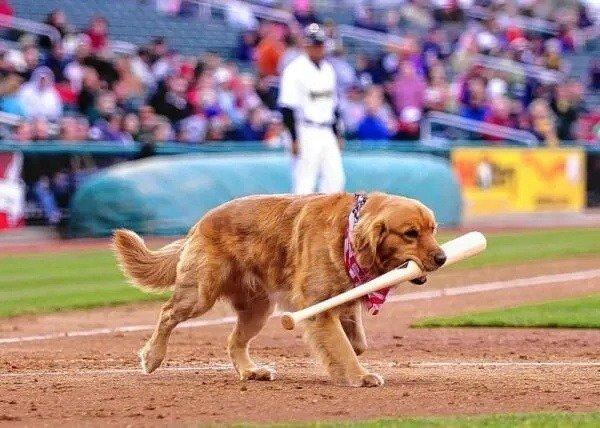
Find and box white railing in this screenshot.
[338,24,402,46]
[191,0,294,24]
[421,111,539,146]
[0,111,23,127]
[110,40,137,55]
[0,14,61,44]
[0,112,59,134]
[466,6,558,35]
[472,54,564,84]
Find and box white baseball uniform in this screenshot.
[278,54,345,194]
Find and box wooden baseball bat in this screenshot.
[280,231,487,330]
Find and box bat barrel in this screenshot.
[441,231,487,266]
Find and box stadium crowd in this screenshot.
[0,0,598,226]
[0,0,598,150]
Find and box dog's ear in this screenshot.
[352,214,387,273]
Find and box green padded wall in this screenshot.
[69,153,462,237]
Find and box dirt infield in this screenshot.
[1,256,600,425]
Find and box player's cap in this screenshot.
[304,23,326,46]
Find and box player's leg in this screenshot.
[293,125,320,194]
[318,129,345,193]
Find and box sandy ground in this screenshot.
[0,256,599,426]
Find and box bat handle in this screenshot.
[280,313,296,330]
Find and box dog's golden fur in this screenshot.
[112,192,444,387]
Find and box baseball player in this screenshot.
[278,23,345,194]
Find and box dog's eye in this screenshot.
[404,229,419,239]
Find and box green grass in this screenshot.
[240,412,600,427]
[0,249,166,317]
[439,227,600,269]
[414,294,600,329]
[0,227,599,318]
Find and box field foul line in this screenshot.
[2,268,600,346]
[1,361,600,379]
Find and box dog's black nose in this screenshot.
[433,251,447,267]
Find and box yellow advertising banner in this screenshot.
[451,148,586,216]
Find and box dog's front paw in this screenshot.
[361,372,384,387]
[139,344,165,374]
[240,366,276,381]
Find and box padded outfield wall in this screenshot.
[68,153,462,237]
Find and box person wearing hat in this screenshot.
[278,23,344,194]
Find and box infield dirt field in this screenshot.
[1,249,599,425]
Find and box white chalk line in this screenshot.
[1,361,599,379]
[2,268,600,345]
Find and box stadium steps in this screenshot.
[9,0,240,56]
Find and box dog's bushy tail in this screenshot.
[112,229,185,292]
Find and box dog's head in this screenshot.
[351,193,445,277]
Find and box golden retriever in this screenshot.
[112,192,445,387]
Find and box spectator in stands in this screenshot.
[130,47,154,91]
[5,36,40,81]
[263,110,290,148]
[113,56,145,111]
[40,10,70,50]
[591,59,600,91]
[293,0,320,27]
[390,60,426,115]
[0,0,12,18]
[86,16,110,54]
[121,112,140,141]
[19,66,63,121]
[328,42,356,99]
[12,120,32,142]
[88,89,118,125]
[0,72,25,115]
[551,82,582,140]
[237,106,266,141]
[43,42,69,83]
[150,74,192,125]
[424,64,452,112]
[340,84,365,137]
[459,77,489,122]
[356,100,391,141]
[76,34,118,85]
[58,116,79,141]
[31,116,51,141]
[237,31,258,62]
[484,96,514,142]
[137,104,159,142]
[255,22,284,78]
[91,111,131,143]
[396,106,422,141]
[529,98,559,146]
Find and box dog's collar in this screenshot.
[344,193,391,315]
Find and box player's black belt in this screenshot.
[302,119,333,128]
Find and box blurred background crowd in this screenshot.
[0,0,598,150]
[0,0,598,227]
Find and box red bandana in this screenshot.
[343,193,391,315]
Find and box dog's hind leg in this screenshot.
[140,273,216,374]
[227,293,275,381]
